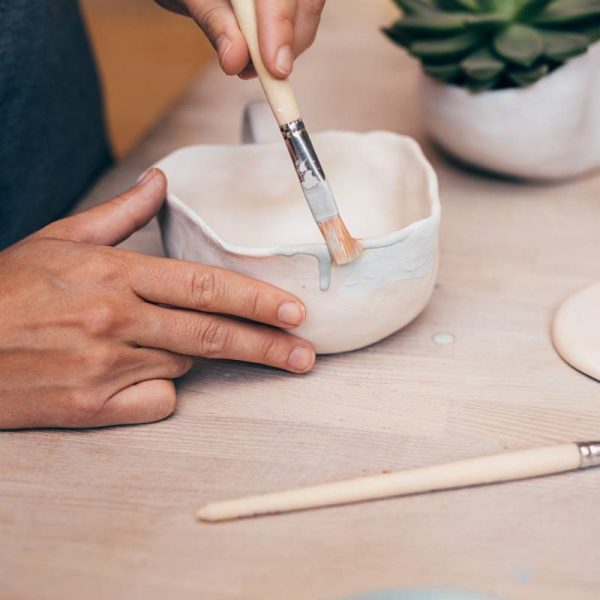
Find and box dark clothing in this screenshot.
[0,0,111,249]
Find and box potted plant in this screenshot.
[384,0,600,180]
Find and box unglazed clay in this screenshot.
[423,42,600,181]
[155,106,440,354]
[552,283,600,382]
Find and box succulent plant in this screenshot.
[384,0,600,91]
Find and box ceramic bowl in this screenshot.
[422,42,600,181]
[154,106,441,354]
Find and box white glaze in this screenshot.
[155,109,440,354]
[552,283,600,382]
[422,42,600,181]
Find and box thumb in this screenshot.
[40,169,167,246]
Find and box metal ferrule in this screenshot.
[577,442,600,468]
[280,119,339,223]
[280,119,325,182]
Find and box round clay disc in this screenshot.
[552,283,600,381]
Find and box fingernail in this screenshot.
[278,302,305,326]
[288,346,315,373]
[138,168,156,186]
[216,35,232,67]
[275,45,293,76]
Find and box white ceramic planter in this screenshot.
[423,42,600,181]
[155,106,440,354]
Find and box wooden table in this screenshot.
[2,2,600,598]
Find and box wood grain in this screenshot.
[2,1,600,598]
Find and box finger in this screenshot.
[62,342,192,399]
[126,253,307,329]
[185,0,250,75]
[256,0,298,78]
[238,63,257,79]
[38,169,167,246]
[154,0,189,16]
[137,304,316,373]
[93,379,178,427]
[63,349,191,428]
[98,348,194,392]
[293,0,325,55]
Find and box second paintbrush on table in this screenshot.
[197,441,600,522]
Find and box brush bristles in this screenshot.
[318,216,362,266]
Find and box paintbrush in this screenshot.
[197,441,600,522]
[231,0,362,266]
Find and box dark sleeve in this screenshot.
[0,0,112,249]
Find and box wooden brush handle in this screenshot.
[231,0,301,126]
[197,443,582,522]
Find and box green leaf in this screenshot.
[533,0,600,24]
[465,76,500,91]
[461,46,505,79]
[435,0,481,10]
[465,13,509,27]
[424,62,463,81]
[493,24,545,66]
[390,11,507,36]
[392,0,438,15]
[386,14,467,33]
[384,0,596,92]
[410,31,482,59]
[477,0,504,11]
[507,62,550,85]
[516,0,555,19]
[540,30,590,59]
[580,22,600,41]
[383,23,416,46]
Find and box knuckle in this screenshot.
[61,249,121,288]
[155,381,177,418]
[79,344,119,376]
[247,287,262,319]
[67,389,104,425]
[195,320,229,357]
[272,10,295,29]
[260,336,284,365]
[180,356,195,375]
[83,249,111,273]
[90,250,121,281]
[168,355,194,378]
[79,301,122,336]
[260,1,295,26]
[189,269,220,309]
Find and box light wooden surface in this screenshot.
[2,1,600,598]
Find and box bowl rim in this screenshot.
[157,130,441,258]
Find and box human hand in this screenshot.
[0,169,315,430]
[155,0,325,78]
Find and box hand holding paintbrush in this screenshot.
[231,0,362,266]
